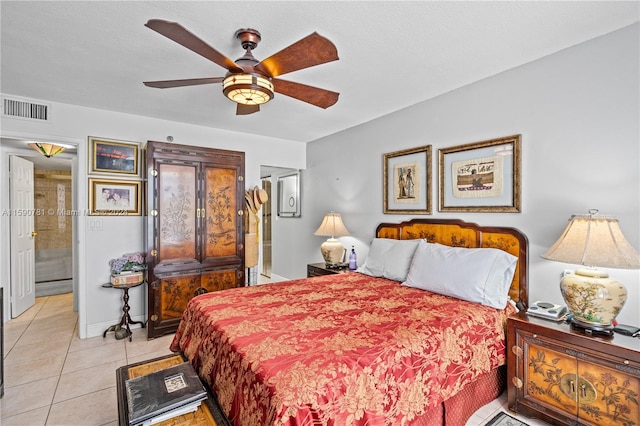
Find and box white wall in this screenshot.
[293,24,640,325]
[1,102,305,336]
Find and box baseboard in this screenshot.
[86,314,146,339]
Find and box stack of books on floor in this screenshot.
[125,361,208,426]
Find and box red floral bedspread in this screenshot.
[170,273,515,426]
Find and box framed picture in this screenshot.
[89,178,142,216]
[277,171,301,217]
[383,145,432,214]
[438,134,521,212]
[89,136,140,177]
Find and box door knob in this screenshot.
[31,231,38,237]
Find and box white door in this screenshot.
[10,155,36,317]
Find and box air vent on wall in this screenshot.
[1,96,51,122]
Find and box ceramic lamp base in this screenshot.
[320,238,345,267]
[560,268,627,330]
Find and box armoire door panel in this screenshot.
[156,162,199,262]
[154,272,201,321]
[202,165,241,261]
[201,268,241,293]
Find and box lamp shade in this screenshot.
[28,142,66,158]
[541,212,640,268]
[314,212,350,267]
[541,210,640,332]
[313,212,350,238]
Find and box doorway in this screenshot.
[259,165,298,283]
[2,136,77,318]
[32,167,73,297]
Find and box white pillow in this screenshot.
[357,238,420,281]
[402,241,517,309]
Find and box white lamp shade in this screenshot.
[541,213,640,268]
[313,212,350,237]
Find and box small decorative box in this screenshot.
[111,271,144,287]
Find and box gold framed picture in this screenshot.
[89,136,141,177]
[383,145,432,214]
[438,134,521,212]
[89,178,142,216]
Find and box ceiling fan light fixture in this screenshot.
[28,142,66,158]
[223,74,274,105]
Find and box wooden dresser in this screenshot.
[507,311,640,425]
[145,142,245,338]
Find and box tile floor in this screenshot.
[1,293,549,426]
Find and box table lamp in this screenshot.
[541,209,640,334]
[314,212,350,268]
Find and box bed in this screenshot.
[170,218,528,425]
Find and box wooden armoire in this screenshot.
[145,141,245,338]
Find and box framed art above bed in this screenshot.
[383,145,432,214]
[438,135,521,213]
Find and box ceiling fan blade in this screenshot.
[144,77,224,88]
[273,78,339,109]
[145,19,243,73]
[236,104,260,115]
[254,32,338,78]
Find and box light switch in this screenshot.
[87,218,103,231]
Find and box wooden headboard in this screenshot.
[376,218,529,310]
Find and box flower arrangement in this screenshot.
[109,252,146,274]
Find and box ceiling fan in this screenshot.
[143,19,340,115]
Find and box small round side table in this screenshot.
[102,281,146,342]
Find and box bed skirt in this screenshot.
[420,365,506,425]
[209,365,505,425]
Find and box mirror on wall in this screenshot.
[277,171,301,218]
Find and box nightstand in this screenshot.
[307,262,352,277]
[507,311,640,426]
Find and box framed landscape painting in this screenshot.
[89,136,141,177]
[438,134,521,212]
[383,145,432,214]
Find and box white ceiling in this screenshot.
[1,1,638,144]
